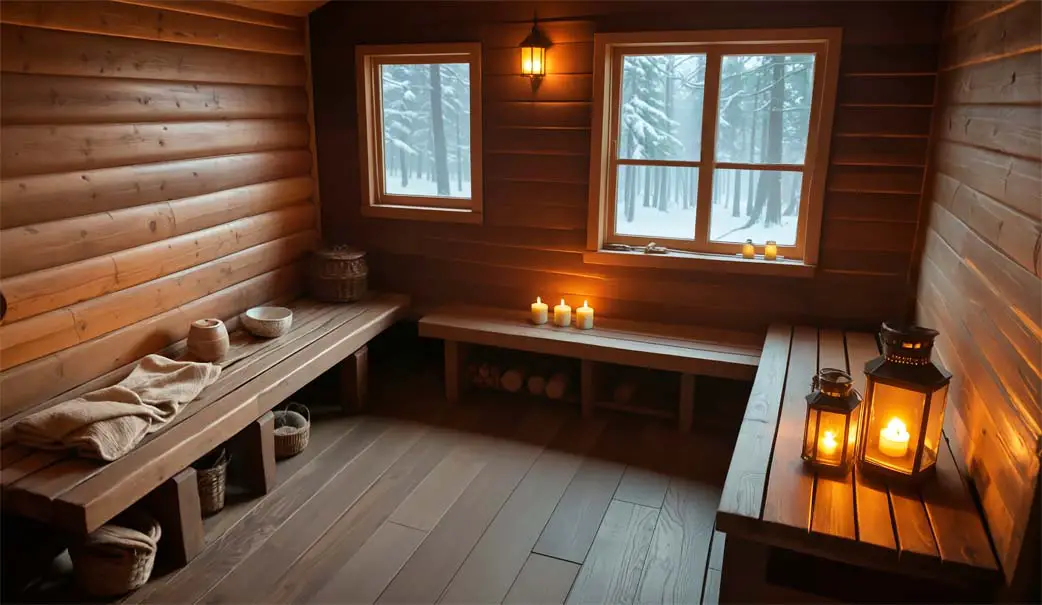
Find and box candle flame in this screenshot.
[886,417,908,436]
[560,299,565,306]
[820,430,838,455]
[584,300,588,307]
[536,296,541,304]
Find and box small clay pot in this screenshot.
[188,318,229,362]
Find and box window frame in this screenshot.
[356,43,483,224]
[586,29,842,267]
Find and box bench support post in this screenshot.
[445,340,466,404]
[340,345,369,413]
[580,360,596,418]
[719,535,769,603]
[680,373,696,433]
[235,411,277,495]
[147,467,205,568]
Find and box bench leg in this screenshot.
[580,360,596,418]
[445,340,464,404]
[235,411,277,495]
[719,535,769,603]
[340,345,369,413]
[148,467,205,567]
[679,373,696,433]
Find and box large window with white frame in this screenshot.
[587,29,841,265]
[356,43,482,223]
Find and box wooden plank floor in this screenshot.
[12,364,738,605]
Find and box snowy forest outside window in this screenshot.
[588,30,841,263]
[357,44,483,222]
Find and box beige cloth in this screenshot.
[14,355,221,461]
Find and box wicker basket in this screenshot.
[193,448,229,516]
[274,403,310,459]
[71,510,161,597]
[308,246,368,302]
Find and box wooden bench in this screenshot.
[0,293,408,566]
[715,324,1001,602]
[418,305,762,431]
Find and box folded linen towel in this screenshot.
[14,355,221,461]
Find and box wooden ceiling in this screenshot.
[221,0,331,17]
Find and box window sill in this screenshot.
[360,203,482,224]
[583,249,816,278]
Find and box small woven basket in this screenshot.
[193,448,229,516]
[274,403,310,459]
[308,246,368,302]
[71,510,161,597]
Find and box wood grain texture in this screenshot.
[1,23,306,85]
[119,0,304,30]
[388,446,485,531]
[565,500,659,605]
[312,0,945,333]
[636,479,719,605]
[1,118,309,178]
[917,4,1041,587]
[504,554,580,605]
[809,329,856,541]
[0,1,305,55]
[310,521,426,605]
[1,73,308,125]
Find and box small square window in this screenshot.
[357,44,483,223]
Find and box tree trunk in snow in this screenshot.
[763,57,784,227]
[429,64,450,195]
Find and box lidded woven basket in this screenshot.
[308,245,368,302]
[71,509,161,597]
[274,402,310,459]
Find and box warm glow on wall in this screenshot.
[519,19,551,82]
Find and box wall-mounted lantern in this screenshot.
[857,323,952,482]
[520,18,551,88]
[802,368,862,474]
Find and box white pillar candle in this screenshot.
[531,296,548,325]
[742,239,755,259]
[764,240,778,261]
[878,417,910,458]
[553,299,571,327]
[575,300,594,330]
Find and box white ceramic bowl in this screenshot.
[242,306,293,338]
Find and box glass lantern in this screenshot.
[519,21,550,79]
[802,368,862,473]
[857,323,951,482]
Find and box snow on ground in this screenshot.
[385,175,471,198]
[615,201,798,245]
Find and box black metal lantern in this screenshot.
[519,19,551,80]
[857,323,952,482]
[802,368,862,473]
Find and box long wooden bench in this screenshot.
[419,305,762,431]
[715,324,1001,602]
[0,293,408,565]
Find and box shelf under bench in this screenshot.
[418,305,763,431]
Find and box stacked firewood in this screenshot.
[465,360,574,401]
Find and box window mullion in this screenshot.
[693,51,722,248]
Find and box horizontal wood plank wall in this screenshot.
[310,0,946,333]
[0,1,316,414]
[915,0,1041,591]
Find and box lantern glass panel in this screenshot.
[521,46,545,76]
[815,410,848,467]
[921,383,949,470]
[863,381,925,474]
[802,408,820,461]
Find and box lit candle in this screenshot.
[878,417,910,458]
[575,300,594,330]
[742,239,755,259]
[531,296,548,325]
[764,240,778,261]
[553,299,571,327]
[819,430,839,457]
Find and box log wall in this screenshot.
[311,1,946,333]
[0,1,318,416]
[915,0,1041,591]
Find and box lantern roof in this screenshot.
[864,355,952,389]
[520,23,552,49]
